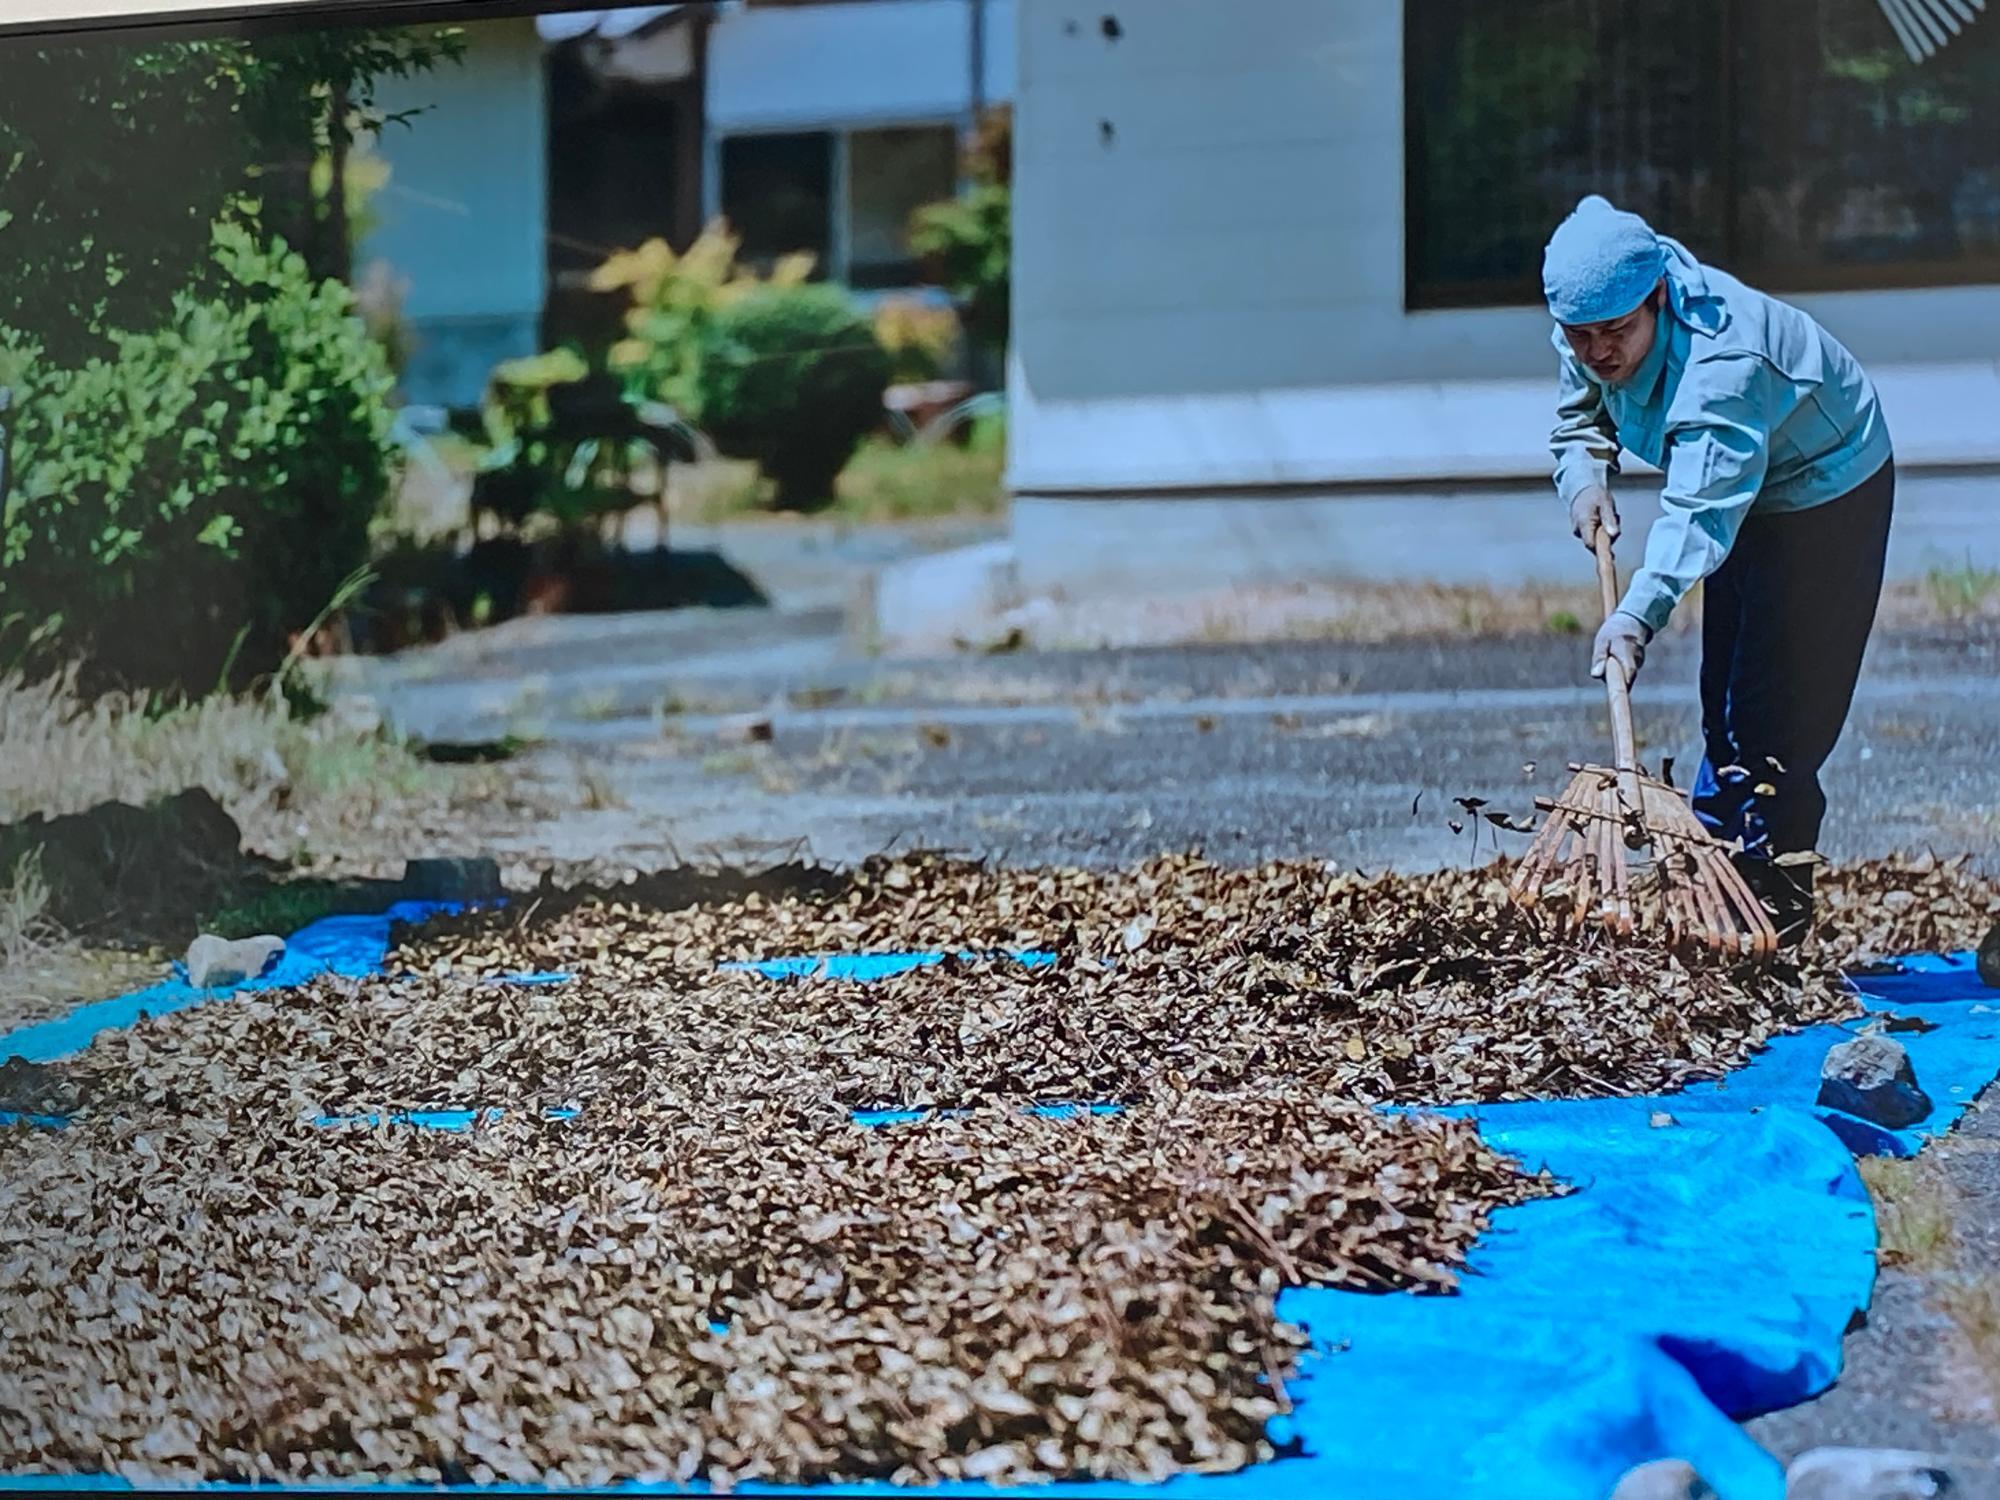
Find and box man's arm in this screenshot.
[1617,354,1799,634]
[1551,346,1620,506]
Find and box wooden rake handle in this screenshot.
[1593,530,1646,812]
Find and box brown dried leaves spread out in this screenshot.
[397,854,1868,1109]
[7,851,1983,1488]
[1,1075,1536,1487]
[1812,853,2000,968]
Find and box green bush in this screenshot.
[0,225,395,693]
[697,286,891,512]
[909,183,1011,358]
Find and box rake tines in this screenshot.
[1511,764,1777,961]
[1508,531,1779,964]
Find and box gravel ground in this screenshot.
[1747,1088,2000,1495]
[361,619,2000,883]
[316,611,2000,1485]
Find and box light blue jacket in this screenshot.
[1550,241,1893,633]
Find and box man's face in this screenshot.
[1561,282,1664,386]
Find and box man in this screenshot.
[1543,195,1895,946]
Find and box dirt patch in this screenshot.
[0,790,263,945]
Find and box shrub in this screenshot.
[462,348,663,537]
[0,225,396,694]
[597,222,815,421]
[697,286,892,512]
[909,184,1010,358]
[872,296,962,385]
[909,108,1012,359]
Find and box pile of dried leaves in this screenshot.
[8,850,1987,1488]
[399,854,1864,1108]
[1813,854,2000,967]
[1,1059,1538,1486]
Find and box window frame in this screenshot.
[710,113,964,291]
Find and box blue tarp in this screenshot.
[0,902,456,1072]
[4,906,1998,1500]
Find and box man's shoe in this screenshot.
[1735,854,1815,950]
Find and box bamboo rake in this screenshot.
[1509,532,1779,963]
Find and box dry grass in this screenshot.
[0,852,52,968]
[1861,1155,1960,1270]
[1913,563,2000,624]
[665,438,1005,529]
[974,581,1636,654]
[575,761,628,813]
[0,669,532,875]
[1860,1146,2000,1422]
[0,853,156,1031]
[1,670,428,831]
[917,569,2000,659]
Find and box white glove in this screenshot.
[1569,485,1621,552]
[1592,610,1651,684]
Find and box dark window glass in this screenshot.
[1405,0,2000,307]
[1731,0,2000,281]
[720,130,833,271]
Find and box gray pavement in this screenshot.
[1747,1089,2000,1495]
[359,612,2000,878]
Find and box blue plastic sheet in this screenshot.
[724,952,1058,982]
[0,901,456,1071]
[5,912,1999,1500]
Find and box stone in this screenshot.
[184,934,286,991]
[869,539,1021,652]
[400,857,504,903]
[328,693,385,738]
[1612,1458,1716,1499]
[1785,1447,1954,1499]
[1816,1035,1934,1129]
[715,713,775,745]
[1978,920,2000,989]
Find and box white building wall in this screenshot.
[1007,0,2000,592]
[708,0,1015,133]
[358,18,549,411]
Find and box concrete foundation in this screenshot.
[1008,466,2000,601]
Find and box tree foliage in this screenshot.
[909,107,1012,355]
[0,26,463,360]
[1,227,397,694]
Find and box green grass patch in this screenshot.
[675,420,1006,526]
[199,881,363,943]
[1861,1154,1959,1270]
[1924,560,2000,621]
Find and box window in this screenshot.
[1405,0,2000,308]
[721,130,835,270]
[718,123,960,286]
[847,125,961,288]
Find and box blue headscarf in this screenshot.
[1542,195,1722,333]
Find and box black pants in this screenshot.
[1691,458,1895,859]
